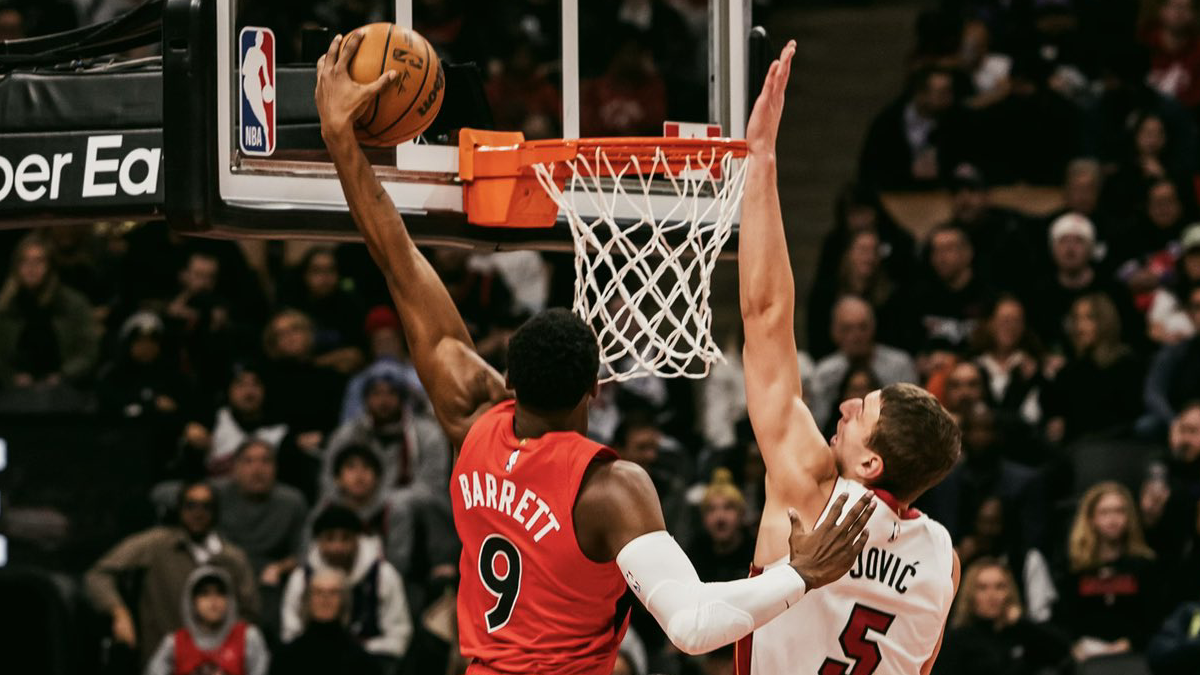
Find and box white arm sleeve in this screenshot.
[616,530,805,655]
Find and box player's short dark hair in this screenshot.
[332,444,382,477]
[312,505,363,537]
[506,308,599,413]
[866,383,961,502]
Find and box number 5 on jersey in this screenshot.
[479,534,522,632]
[819,604,896,675]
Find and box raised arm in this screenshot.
[739,42,836,511]
[315,32,507,447]
[577,460,872,655]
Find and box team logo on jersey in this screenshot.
[504,449,521,473]
[239,27,276,157]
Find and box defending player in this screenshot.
[315,31,874,675]
[735,42,962,675]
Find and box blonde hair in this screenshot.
[951,558,1022,628]
[1068,481,1155,572]
[701,468,746,513]
[1070,294,1128,367]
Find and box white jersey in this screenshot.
[738,477,955,675]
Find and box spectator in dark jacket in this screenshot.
[0,233,98,388]
[1042,294,1145,444]
[1056,482,1161,661]
[1148,600,1200,675]
[84,481,259,667]
[96,311,191,431]
[271,568,381,675]
[934,558,1070,675]
[1145,286,1200,429]
[280,247,366,376]
[857,66,966,190]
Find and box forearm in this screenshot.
[617,531,805,655]
[738,154,796,335]
[322,129,474,354]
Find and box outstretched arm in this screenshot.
[739,42,836,519]
[578,460,872,655]
[315,32,507,447]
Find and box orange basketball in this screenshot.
[339,23,444,147]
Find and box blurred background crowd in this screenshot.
[4,0,1200,675]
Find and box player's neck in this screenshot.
[512,403,583,439]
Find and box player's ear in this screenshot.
[856,450,883,483]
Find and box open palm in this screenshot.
[746,40,796,155]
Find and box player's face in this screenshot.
[193,585,229,627]
[317,529,358,571]
[233,443,275,496]
[831,390,883,466]
[1091,492,1129,543]
[971,566,1009,621]
[338,457,379,500]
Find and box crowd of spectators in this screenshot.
[5,0,1200,675]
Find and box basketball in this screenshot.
[339,23,444,147]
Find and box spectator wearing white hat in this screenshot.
[1025,213,1143,352]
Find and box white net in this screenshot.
[530,144,750,383]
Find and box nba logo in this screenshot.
[239,27,276,157]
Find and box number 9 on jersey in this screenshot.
[479,534,522,632]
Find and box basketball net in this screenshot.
[530,146,750,383]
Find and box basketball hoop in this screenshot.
[460,130,750,383]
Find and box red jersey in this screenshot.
[452,400,631,675]
[173,621,247,675]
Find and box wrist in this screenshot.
[780,563,810,598]
[321,121,355,148]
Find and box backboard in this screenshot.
[163,0,767,249]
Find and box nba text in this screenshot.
[848,545,919,594]
[458,471,561,543]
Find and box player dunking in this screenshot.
[735,42,962,675]
[315,31,874,675]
